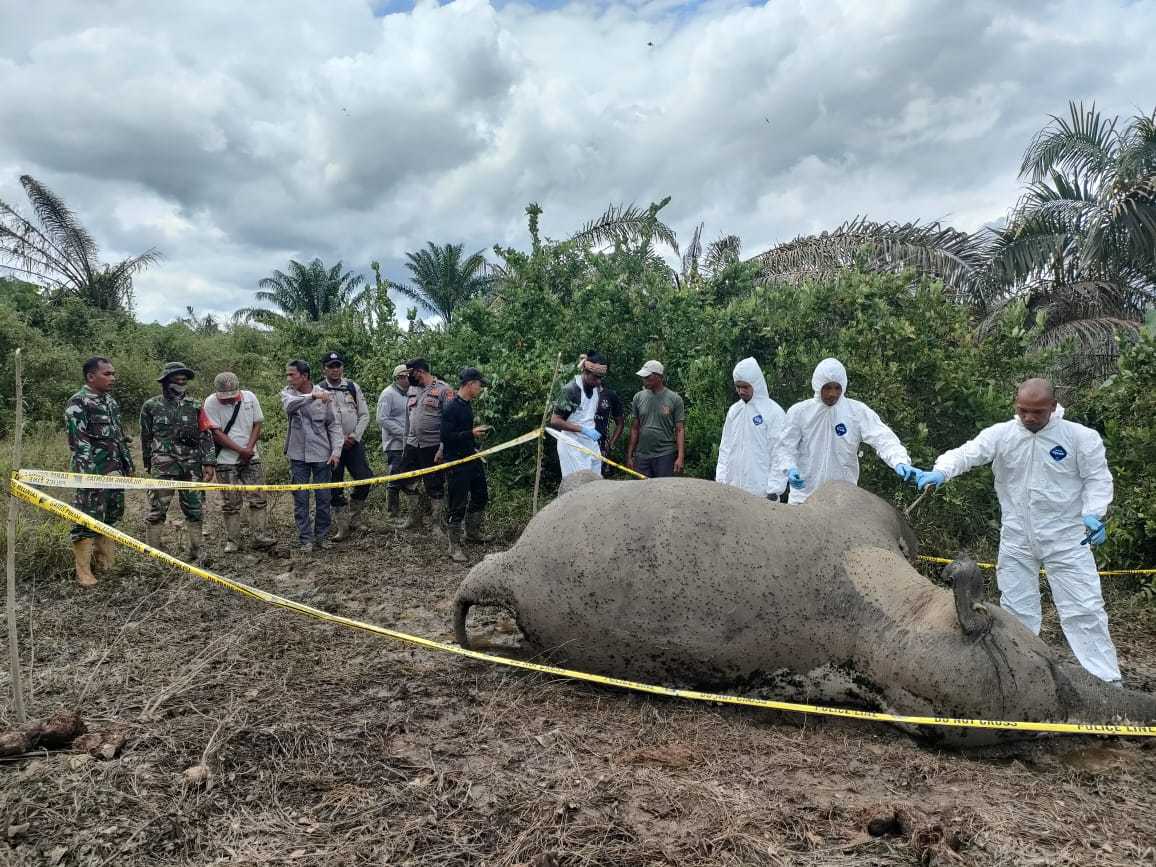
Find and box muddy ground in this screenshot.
[2,494,1156,866]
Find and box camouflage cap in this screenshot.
[213,371,240,398]
[157,361,196,382]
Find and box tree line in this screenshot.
[0,101,1153,583]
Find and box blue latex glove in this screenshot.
[1081,515,1106,546]
[579,424,601,442]
[787,467,805,490]
[895,463,917,483]
[916,469,945,491]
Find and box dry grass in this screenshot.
[2,496,1156,866]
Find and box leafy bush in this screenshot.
[1076,328,1156,586]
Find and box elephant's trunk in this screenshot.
[453,554,515,649]
[1057,663,1156,726]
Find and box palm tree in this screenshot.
[979,102,1156,379]
[753,216,985,299]
[389,242,493,327]
[0,174,160,312]
[237,258,366,327]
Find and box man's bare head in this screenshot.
[1015,378,1057,433]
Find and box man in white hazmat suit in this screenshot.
[914,378,1121,684]
[776,357,916,504]
[715,357,787,498]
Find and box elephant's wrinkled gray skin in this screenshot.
[454,477,1156,745]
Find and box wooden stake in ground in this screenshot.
[531,351,563,516]
[7,347,27,724]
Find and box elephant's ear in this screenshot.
[842,545,928,609]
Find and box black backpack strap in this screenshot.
[221,399,243,436]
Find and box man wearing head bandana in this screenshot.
[775,357,916,504]
[715,357,787,498]
[549,352,624,477]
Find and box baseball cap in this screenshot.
[458,366,490,386]
[392,364,409,378]
[322,351,344,367]
[636,360,665,377]
[213,371,241,399]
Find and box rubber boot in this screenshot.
[186,520,205,564]
[145,523,165,552]
[399,492,428,530]
[223,512,242,553]
[386,488,400,517]
[447,526,467,562]
[331,507,351,542]
[93,535,117,572]
[348,499,366,531]
[429,498,447,539]
[72,538,97,587]
[464,511,494,544]
[250,508,275,550]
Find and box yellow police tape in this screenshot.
[544,427,646,480]
[8,476,1155,738]
[15,429,543,492]
[917,554,1156,578]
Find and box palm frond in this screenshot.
[703,234,741,276]
[570,197,679,254]
[755,216,984,298]
[1019,101,1118,183]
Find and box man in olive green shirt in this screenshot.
[626,360,686,478]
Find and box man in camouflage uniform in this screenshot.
[65,356,135,587]
[140,362,216,562]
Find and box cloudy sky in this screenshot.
[1,0,1152,323]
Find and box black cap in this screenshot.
[458,366,490,387]
[322,351,344,366]
[406,357,430,373]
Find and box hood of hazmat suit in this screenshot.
[715,357,787,496]
[776,357,911,504]
[932,410,1118,682]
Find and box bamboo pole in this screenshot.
[531,351,563,515]
[7,348,27,724]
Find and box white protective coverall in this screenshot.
[932,413,1120,682]
[556,376,602,477]
[776,358,911,504]
[715,357,787,497]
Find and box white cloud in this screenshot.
[0,0,1152,322]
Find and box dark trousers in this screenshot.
[385,448,406,490]
[399,444,444,499]
[446,461,488,527]
[331,440,373,508]
[635,452,676,478]
[290,460,332,544]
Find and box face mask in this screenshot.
[169,383,188,396]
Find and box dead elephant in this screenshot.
[454,477,1156,745]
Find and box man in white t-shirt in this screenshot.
[204,371,274,552]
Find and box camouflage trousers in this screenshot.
[215,462,268,515]
[71,471,125,542]
[146,456,205,525]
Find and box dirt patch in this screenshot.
[2,499,1156,865]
